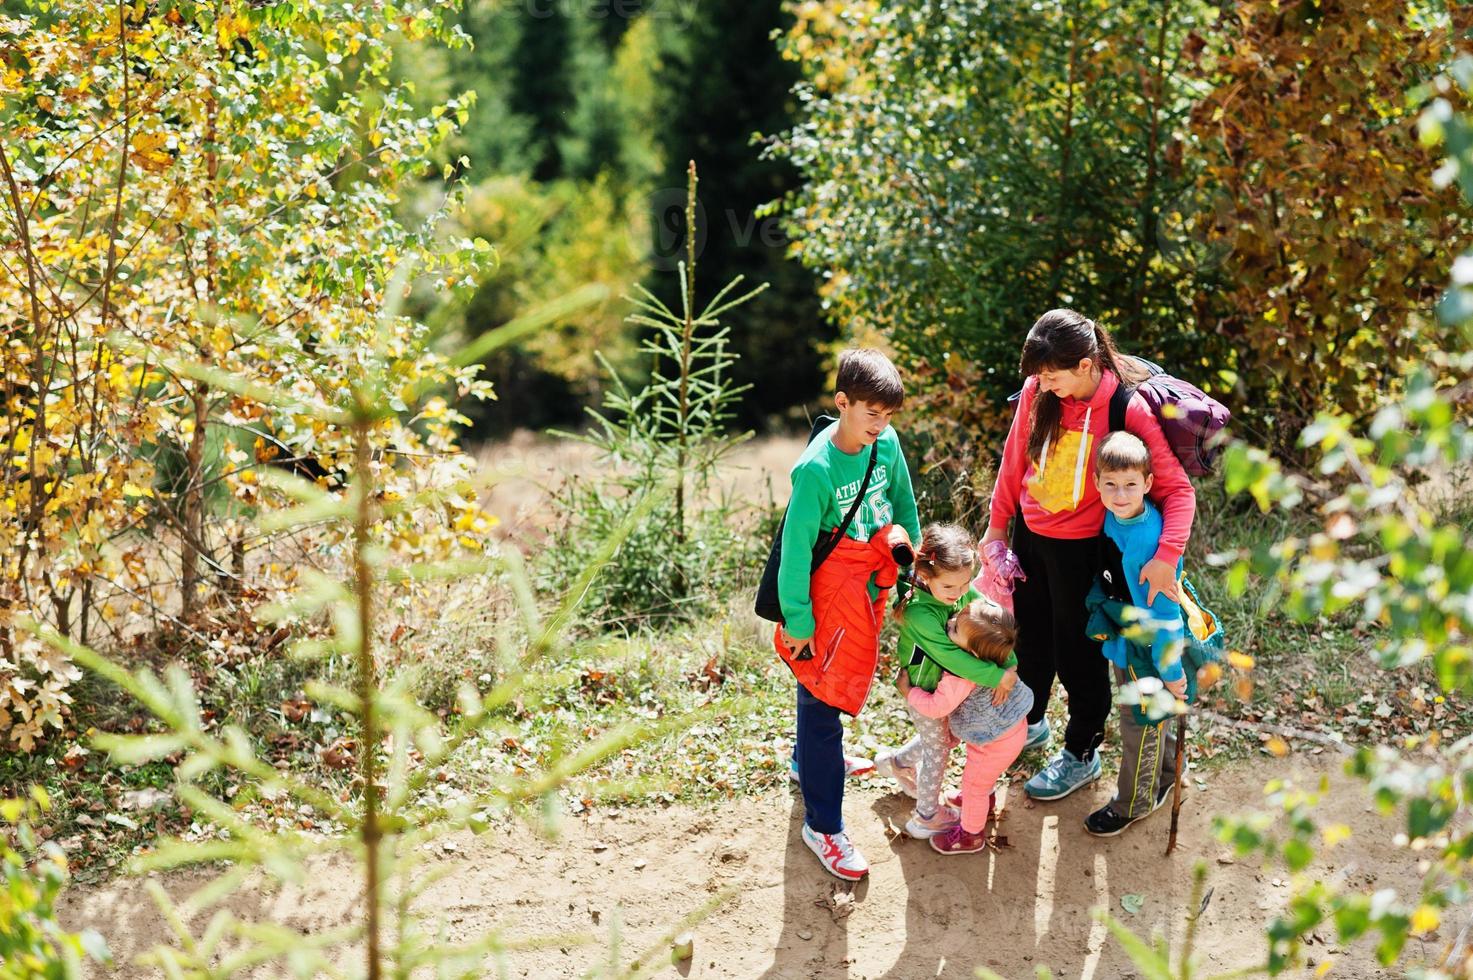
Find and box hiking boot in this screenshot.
[789,754,876,783]
[903,805,960,839]
[1024,748,1102,801]
[874,751,918,798]
[1084,784,1172,837]
[801,824,869,880]
[1023,718,1051,752]
[929,824,989,855]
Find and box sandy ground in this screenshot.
[61,754,1431,979]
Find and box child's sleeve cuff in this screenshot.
[1152,543,1183,566]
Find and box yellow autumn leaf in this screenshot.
[121,482,154,497]
[1265,736,1289,757]
[1228,650,1256,670]
[1411,905,1440,935]
[209,325,233,357]
[1315,959,1333,978]
[129,131,173,172]
[1323,823,1352,847]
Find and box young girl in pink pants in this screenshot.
[898,599,1033,854]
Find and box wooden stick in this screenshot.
[1166,710,1187,856]
[1197,708,1353,754]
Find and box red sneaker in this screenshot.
[930,824,989,855]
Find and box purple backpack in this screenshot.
[1108,358,1230,476]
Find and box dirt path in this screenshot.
[61,754,1425,978]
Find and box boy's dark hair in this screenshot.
[953,599,1016,666]
[1096,430,1152,479]
[836,348,904,409]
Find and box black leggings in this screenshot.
[1011,518,1116,761]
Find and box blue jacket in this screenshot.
[1100,502,1185,683]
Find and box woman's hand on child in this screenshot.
[1164,676,1187,700]
[895,669,911,696]
[992,667,1018,706]
[1140,558,1182,605]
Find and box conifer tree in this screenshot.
[652,0,830,428]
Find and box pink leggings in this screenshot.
[960,718,1027,833]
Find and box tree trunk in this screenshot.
[181,387,209,622]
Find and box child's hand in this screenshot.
[992,667,1018,706]
[779,627,813,662]
[895,669,912,697]
[1164,676,1187,700]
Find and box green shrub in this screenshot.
[0,788,110,979]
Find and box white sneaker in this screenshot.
[789,754,877,783]
[801,824,869,881]
[873,752,919,798]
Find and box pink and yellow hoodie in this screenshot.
[988,370,1195,566]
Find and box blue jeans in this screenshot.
[795,685,845,834]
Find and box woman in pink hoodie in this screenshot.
[983,309,1196,802]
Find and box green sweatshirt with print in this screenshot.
[777,424,921,640]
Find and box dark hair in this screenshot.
[1096,430,1152,478]
[913,523,975,581]
[952,599,1016,666]
[1019,310,1149,465]
[836,348,904,410]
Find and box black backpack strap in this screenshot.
[810,441,879,572]
[1109,379,1131,434]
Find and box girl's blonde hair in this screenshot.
[952,599,1017,666]
[913,523,976,580]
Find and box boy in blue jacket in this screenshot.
[1085,431,1187,837]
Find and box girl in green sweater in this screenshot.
[875,524,1022,838]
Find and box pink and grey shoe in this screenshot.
[874,752,919,798]
[930,824,990,855]
[903,804,960,839]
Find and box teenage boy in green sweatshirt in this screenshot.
[774,348,920,881]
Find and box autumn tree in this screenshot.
[0,0,495,752]
[771,0,1222,465]
[1187,0,1471,454]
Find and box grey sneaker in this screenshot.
[1023,718,1051,752]
[1024,747,1103,800]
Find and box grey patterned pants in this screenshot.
[893,704,959,817]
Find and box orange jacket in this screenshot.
[774,524,910,716]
